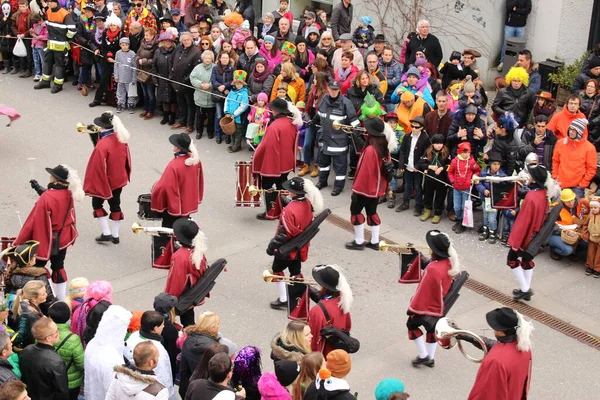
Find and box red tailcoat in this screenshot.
[13,188,78,261]
[508,189,548,250]
[164,247,207,298]
[83,132,132,199]
[468,341,532,400]
[307,297,352,357]
[151,155,204,216]
[252,115,297,177]
[408,258,453,317]
[277,198,313,261]
[352,145,386,198]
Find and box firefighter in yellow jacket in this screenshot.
[33,0,76,93]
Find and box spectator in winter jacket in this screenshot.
[273,17,295,49]
[475,152,508,244]
[379,46,402,111]
[447,104,487,157]
[48,302,85,399]
[518,115,556,171]
[579,79,600,149]
[448,142,481,233]
[20,317,69,400]
[123,1,157,35]
[498,0,532,71]
[304,351,355,400]
[330,0,352,42]
[365,52,388,96]
[334,51,359,95]
[491,116,520,176]
[153,293,180,383]
[492,66,534,128]
[106,341,169,399]
[395,91,431,135]
[0,331,18,384]
[572,55,600,93]
[552,118,597,199]
[517,49,541,95]
[404,19,443,68]
[332,33,363,72]
[391,67,435,108]
[10,0,32,77]
[185,352,245,399]
[547,95,588,140]
[424,92,453,139]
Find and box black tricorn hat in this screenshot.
[527,164,548,186]
[173,218,199,247]
[7,240,40,267]
[425,230,450,259]
[364,117,386,137]
[282,177,306,195]
[269,98,289,114]
[94,111,114,129]
[169,133,192,153]
[486,307,519,332]
[312,265,340,292]
[45,165,69,183]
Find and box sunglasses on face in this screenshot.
[201,42,210,45]
[411,125,421,129]
[134,3,143,7]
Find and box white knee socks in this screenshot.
[370,225,380,244]
[111,220,121,238]
[512,267,528,292]
[523,269,534,292]
[276,281,287,302]
[53,282,67,301]
[414,335,428,358]
[426,342,438,360]
[354,224,365,245]
[98,216,111,235]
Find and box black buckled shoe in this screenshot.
[512,289,533,301]
[345,241,365,250]
[270,299,287,310]
[365,242,380,251]
[256,212,268,220]
[111,236,120,244]
[411,356,434,368]
[331,188,342,196]
[95,234,112,243]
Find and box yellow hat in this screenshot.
[400,91,415,102]
[560,188,576,202]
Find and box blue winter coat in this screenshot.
[475,167,508,198]
[224,86,249,123]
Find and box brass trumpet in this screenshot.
[262,270,317,285]
[435,317,488,363]
[379,240,430,252]
[248,185,289,197]
[76,122,100,134]
[332,120,367,135]
[131,222,174,236]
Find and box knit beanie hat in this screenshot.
[406,66,420,79]
[153,293,177,315]
[305,26,319,37]
[295,35,307,45]
[570,118,588,140]
[326,349,352,378]
[119,37,130,45]
[465,104,478,115]
[463,75,476,93]
[375,378,405,400]
[589,56,600,70]
[264,35,275,44]
[241,20,250,30]
[400,91,415,102]
[48,301,71,324]
[274,360,300,387]
[431,134,445,144]
[360,16,372,26]
[591,199,600,208]
[449,50,462,62]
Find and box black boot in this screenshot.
[396,201,410,212]
[225,135,232,144]
[479,227,489,241]
[160,111,170,125]
[168,112,176,126]
[196,131,203,139]
[51,84,63,94]
[34,79,51,90]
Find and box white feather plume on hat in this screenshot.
[191,229,208,270]
[287,101,303,127]
[106,112,130,143]
[63,164,85,202]
[302,178,324,214]
[314,264,353,314]
[185,141,201,166]
[383,121,399,154]
[515,310,533,352]
[432,231,460,277]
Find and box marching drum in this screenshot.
[137,193,162,221]
[235,161,262,207]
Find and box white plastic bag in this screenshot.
[13,38,27,58]
[462,198,474,228]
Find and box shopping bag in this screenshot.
[13,38,27,58]
[484,197,497,213]
[245,122,259,139]
[127,82,138,98]
[462,198,474,228]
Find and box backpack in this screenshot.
[317,302,360,354]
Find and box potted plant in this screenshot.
[549,51,589,105]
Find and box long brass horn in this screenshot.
[131,222,174,236]
[76,122,100,134]
[262,270,317,285]
[435,318,488,363]
[379,240,429,252]
[332,120,367,135]
[248,185,289,197]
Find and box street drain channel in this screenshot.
[326,213,600,350]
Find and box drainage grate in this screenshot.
[326,214,600,350]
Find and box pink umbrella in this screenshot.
[0,105,21,126]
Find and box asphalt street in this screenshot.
[2,76,600,399]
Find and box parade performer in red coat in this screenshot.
[307,264,353,357]
[407,230,460,368]
[468,307,533,400]
[252,98,301,220]
[507,164,559,301]
[165,218,208,327]
[83,111,132,244]
[345,117,397,251]
[266,176,324,309]
[151,133,204,228]
[13,165,84,300]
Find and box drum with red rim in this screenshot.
[235,161,261,207]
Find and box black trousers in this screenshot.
[14,37,33,72]
[36,248,68,283]
[262,174,288,213]
[272,257,302,276]
[162,212,186,229]
[196,106,215,134]
[406,313,439,342]
[42,49,66,85]
[318,152,348,190]
[180,308,195,327]
[422,177,448,216]
[350,193,379,225]
[176,88,196,127]
[92,188,123,216]
[93,63,114,103]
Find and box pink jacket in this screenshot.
[31,21,48,48]
[231,28,251,50]
[259,42,282,72]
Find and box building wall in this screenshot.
[555,0,594,61]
